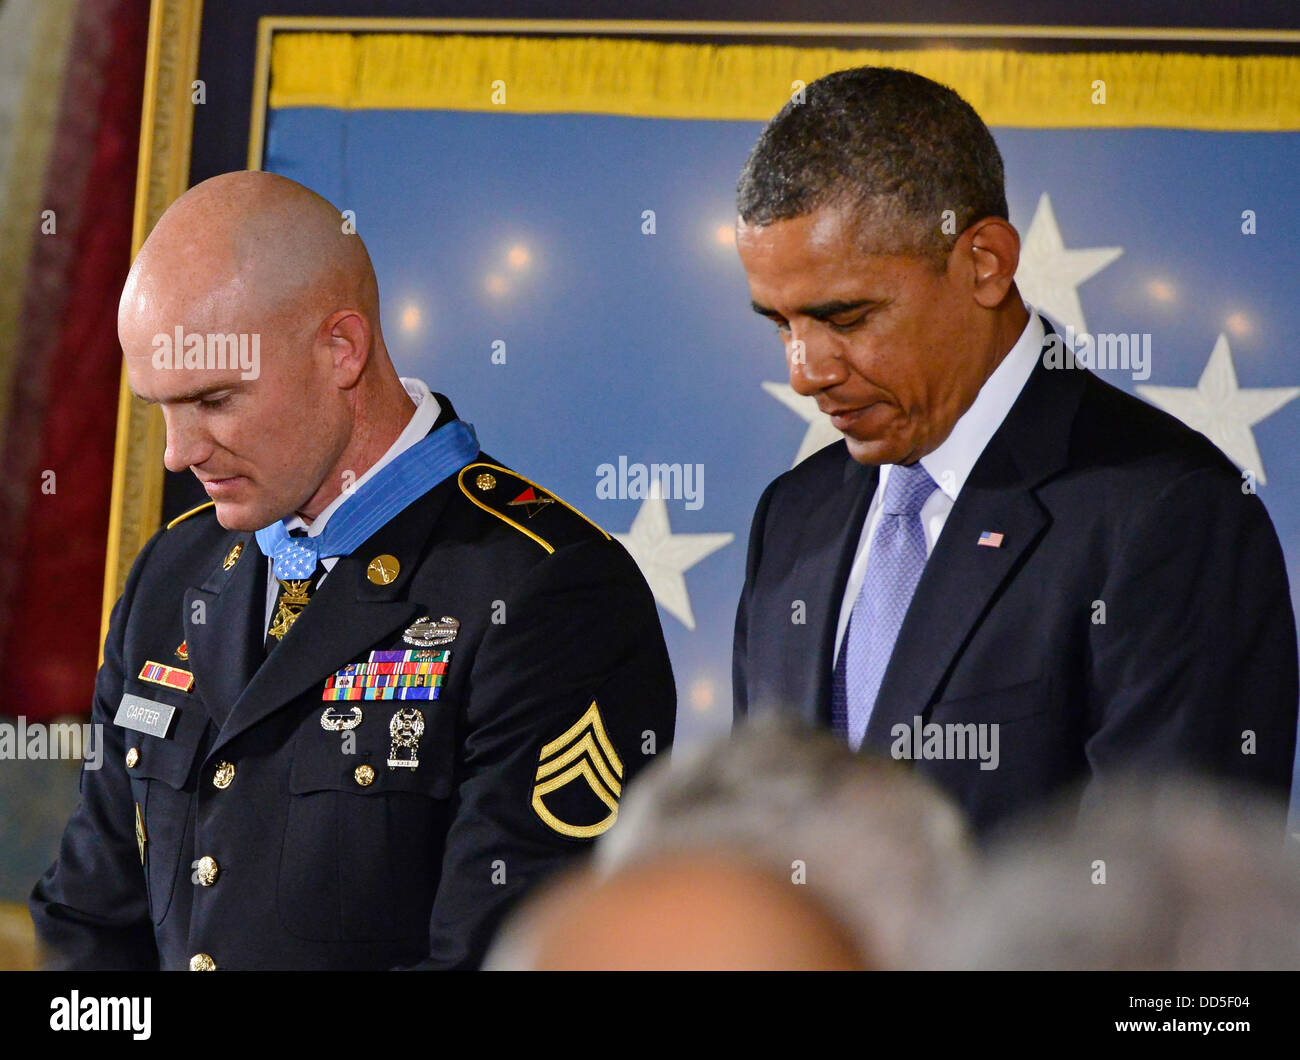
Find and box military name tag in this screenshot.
[114,693,177,739]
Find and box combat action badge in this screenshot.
[531,700,623,839]
[403,616,458,647]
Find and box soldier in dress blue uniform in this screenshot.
[30,171,676,970]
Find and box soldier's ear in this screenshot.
[319,308,372,387]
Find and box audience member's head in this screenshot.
[928,774,1300,969]
[595,716,974,967]
[487,851,867,970]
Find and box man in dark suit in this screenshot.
[31,171,675,969]
[731,67,1296,834]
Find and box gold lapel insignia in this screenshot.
[366,554,400,586]
[223,542,243,570]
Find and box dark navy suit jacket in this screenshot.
[734,342,1297,834]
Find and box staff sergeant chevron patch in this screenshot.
[531,701,624,839]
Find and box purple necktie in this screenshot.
[832,462,937,750]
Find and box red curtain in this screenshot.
[0,0,150,721]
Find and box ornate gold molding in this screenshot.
[100,0,203,648]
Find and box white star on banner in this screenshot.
[762,381,842,467]
[612,496,733,630]
[1016,192,1123,334]
[1136,333,1299,485]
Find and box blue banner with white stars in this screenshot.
[265,108,1299,810]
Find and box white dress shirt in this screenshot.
[263,377,440,631]
[832,309,1046,667]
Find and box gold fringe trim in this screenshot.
[269,33,1300,130]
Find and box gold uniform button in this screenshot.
[475,472,496,491]
[189,953,216,971]
[125,747,139,768]
[354,764,375,786]
[212,761,235,789]
[195,856,219,886]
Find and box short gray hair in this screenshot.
[596,716,974,967]
[736,66,1008,264]
[929,774,1300,969]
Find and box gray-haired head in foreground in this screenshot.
[928,774,1300,970]
[736,66,1008,265]
[594,715,974,968]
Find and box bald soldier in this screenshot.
[31,171,676,970]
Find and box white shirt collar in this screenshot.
[285,377,440,537]
[918,307,1045,501]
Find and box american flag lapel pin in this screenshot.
[978,530,1004,548]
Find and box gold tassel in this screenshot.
[270,31,1300,130]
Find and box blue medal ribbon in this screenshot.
[255,419,479,579]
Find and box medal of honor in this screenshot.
[267,579,313,641]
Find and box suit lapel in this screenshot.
[862,329,1087,747]
[792,454,878,726]
[184,531,263,728]
[208,460,466,758]
[862,450,1048,746]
